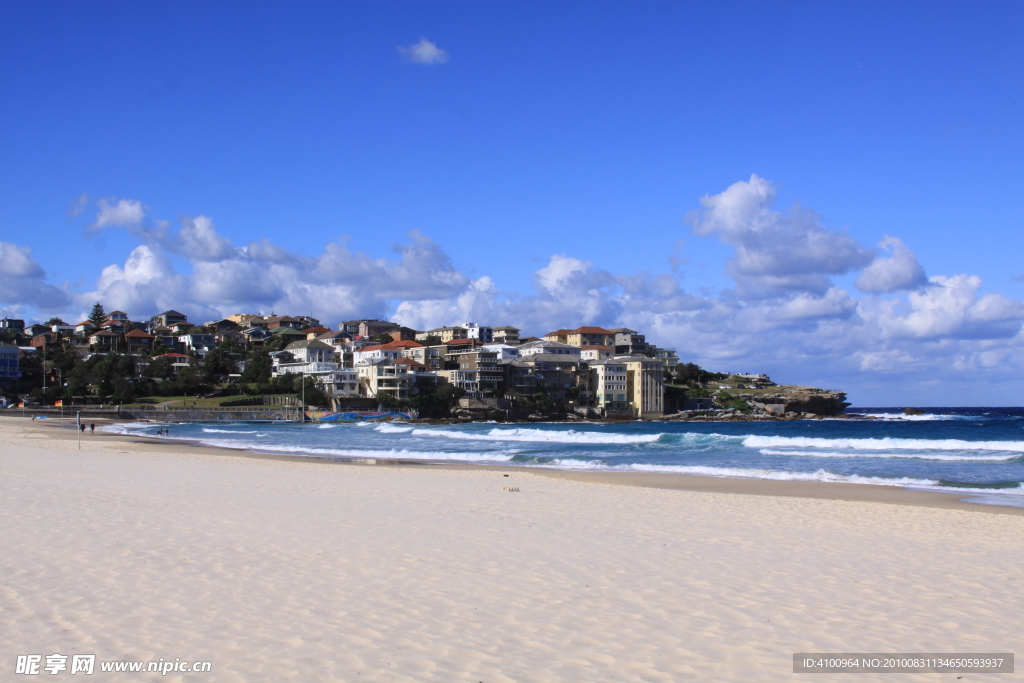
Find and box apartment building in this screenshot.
[622,356,664,419]
[358,320,401,339]
[590,358,630,413]
[443,350,502,397]
[401,344,447,372]
[580,345,613,361]
[272,359,359,398]
[416,326,467,343]
[460,322,493,343]
[492,326,520,344]
[613,330,649,356]
[514,353,589,403]
[543,326,617,347]
[284,339,335,363]
[518,339,581,358]
[0,343,21,387]
[356,357,411,400]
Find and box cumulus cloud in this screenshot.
[855,235,928,293]
[0,241,72,313]
[179,216,237,262]
[89,198,146,230]
[689,174,874,295]
[398,38,449,65]
[79,217,470,325]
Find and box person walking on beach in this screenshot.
[79,423,85,433]
[89,423,95,433]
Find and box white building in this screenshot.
[517,339,582,358]
[481,343,520,361]
[580,345,614,361]
[284,340,335,363]
[273,360,359,398]
[356,357,411,400]
[459,322,493,343]
[353,343,404,365]
[178,333,216,356]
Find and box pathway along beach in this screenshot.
[2,416,1022,681]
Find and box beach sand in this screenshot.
[2,416,1022,681]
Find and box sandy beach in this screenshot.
[2,416,1022,682]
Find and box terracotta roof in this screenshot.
[355,344,390,353]
[385,340,423,349]
[393,358,426,368]
[446,338,481,345]
[302,326,331,335]
[575,326,613,334]
[125,329,153,338]
[543,329,573,337]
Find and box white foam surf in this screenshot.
[758,448,1017,462]
[743,435,1024,453]
[859,412,959,421]
[533,460,948,486]
[202,439,519,463]
[373,425,662,444]
[202,428,260,434]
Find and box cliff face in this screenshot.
[772,391,850,416]
[724,387,850,416]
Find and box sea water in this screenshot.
[106,407,1024,508]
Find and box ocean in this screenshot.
[106,407,1024,509]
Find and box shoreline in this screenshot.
[11,415,1023,516]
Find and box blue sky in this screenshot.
[2,1,1023,406]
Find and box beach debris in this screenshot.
[502,486,520,492]
[503,474,509,477]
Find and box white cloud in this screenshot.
[0,241,71,313]
[689,174,874,295]
[855,236,928,293]
[179,216,237,262]
[864,274,1024,340]
[89,198,146,230]
[398,38,449,65]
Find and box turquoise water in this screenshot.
[108,407,1024,508]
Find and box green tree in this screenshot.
[88,303,106,329]
[409,384,465,417]
[149,356,175,380]
[422,335,442,346]
[241,351,273,382]
[293,375,328,407]
[675,363,703,384]
[202,347,236,382]
[376,392,409,410]
[52,348,80,373]
[44,317,67,326]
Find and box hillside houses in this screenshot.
[0,311,684,418]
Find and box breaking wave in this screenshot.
[374,424,663,444]
[757,448,1019,462]
[743,435,1024,453]
[201,428,260,434]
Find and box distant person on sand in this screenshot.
[89,423,95,433]
[79,423,85,433]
